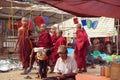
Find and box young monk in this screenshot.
[29,24,52,77]
[48,26,58,73]
[74,24,90,73]
[15,17,33,74]
[50,26,58,47]
[37,24,52,48]
[51,30,66,65]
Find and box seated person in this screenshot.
[42,45,78,80]
[86,46,95,68]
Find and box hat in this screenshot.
[57,45,67,54]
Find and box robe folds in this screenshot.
[51,34,58,47]
[51,36,66,64]
[37,31,52,48]
[74,29,90,69]
[18,28,33,69]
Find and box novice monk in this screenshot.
[50,26,58,46]
[37,24,52,48]
[49,26,58,73]
[15,17,33,74]
[28,24,52,74]
[74,24,89,73]
[51,30,66,65]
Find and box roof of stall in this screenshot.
[35,0,120,19]
[0,0,73,25]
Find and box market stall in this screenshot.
[35,0,120,80]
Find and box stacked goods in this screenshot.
[110,63,120,80]
[100,66,110,77]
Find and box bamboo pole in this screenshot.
[61,12,64,29]
[30,4,33,19]
[11,0,14,37]
[116,19,119,55]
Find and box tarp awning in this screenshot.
[0,0,30,7]
[35,0,120,18]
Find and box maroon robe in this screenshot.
[18,28,32,69]
[51,33,58,46]
[74,29,89,69]
[51,36,66,64]
[37,31,52,48]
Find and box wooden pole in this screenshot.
[11,0,14,37]
[30,4,32,19]
[117,19,119,55]
[61,13,64,29]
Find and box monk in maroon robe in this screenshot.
[51,30,66,64]
[37,24,52,48]
[50,26,58,47]
[47,26,58,73]
[28,24,52,76]
[74,24,89,73]
[15,17,33,74]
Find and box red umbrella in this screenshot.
[34,16,45,27]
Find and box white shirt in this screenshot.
[54,56,78,74]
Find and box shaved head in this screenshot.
[51,26,57,29]
[39,24,47,32]
[56,30,63,34]
[21,17,27,21]
[56,30,63,37]
[51,26,57,34]
[76,24,81,29]
[41,24,47,27]
[21,17,27,26]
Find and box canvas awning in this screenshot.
[0,1,73,25]
[0,0,30,7]
[35,0,120,18]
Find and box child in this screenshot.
[31,47,51,79]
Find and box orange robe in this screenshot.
[18,28,33,69]
[74,29,89,69]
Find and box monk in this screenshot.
[37,24,52,48]
[37,24,52,78]
[15,17,33,74]
[29,24,52,72]
[74,24,89,73]
[50,26,58,47]
[48,26,58,73]
[51,30,66,65]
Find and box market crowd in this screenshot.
[15,17,117,80]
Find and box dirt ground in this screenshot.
[0,53,101,80]
[0,65,101,80]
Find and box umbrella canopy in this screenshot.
[0,5,73,25]
[0,0,30,7]
[35,0,120,18]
